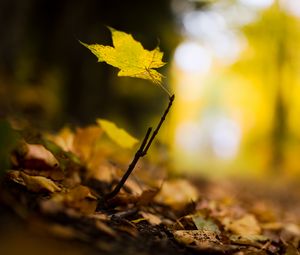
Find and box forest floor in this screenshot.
[0,126,300,255]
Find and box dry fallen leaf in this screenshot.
[24,143,59,169]
[155,179,199,210]
[73,125,103,161]
[63,185,98,214]
[65,185,97,201]
[229,234,269,247]
[223,214,261,236]
[173,230,221,249]
[23,168,64,181]
[20,172,61,193]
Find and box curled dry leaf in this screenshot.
[23,168,64,181]
[20,172,61,193]
[155,179,199,210]
[23,143,59,169]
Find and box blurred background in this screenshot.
[1,0,300,179]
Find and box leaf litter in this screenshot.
[1,124,300,255]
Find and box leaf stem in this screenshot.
[159,84,172,97]
[104,95,175,200]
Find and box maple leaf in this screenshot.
[80,27,166,85]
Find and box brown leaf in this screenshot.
[155,179,199,210]
[223,214,261,236]
[23,168,64,181]
[65,185,97,201]
[73,126,103,161]
[41,185,98,215]
[173,230,222,250]
[20,172,61,193]
[63,185,98,214]
[23,143,59,169]
[229,234,269,247]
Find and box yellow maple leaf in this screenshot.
[97,118,138,149]
[80,27,166,85]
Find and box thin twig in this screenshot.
[141,94,175,156]
[104,127,152,200]
[104,94,175,200]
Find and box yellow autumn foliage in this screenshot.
[80,27,165,85]
[97,118,138,149]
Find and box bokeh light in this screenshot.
[170,0,300,178]
[174,41,212,73]
[238,0,274,9]
[280,0,300,18]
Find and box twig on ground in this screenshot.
[104,95,175,200]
